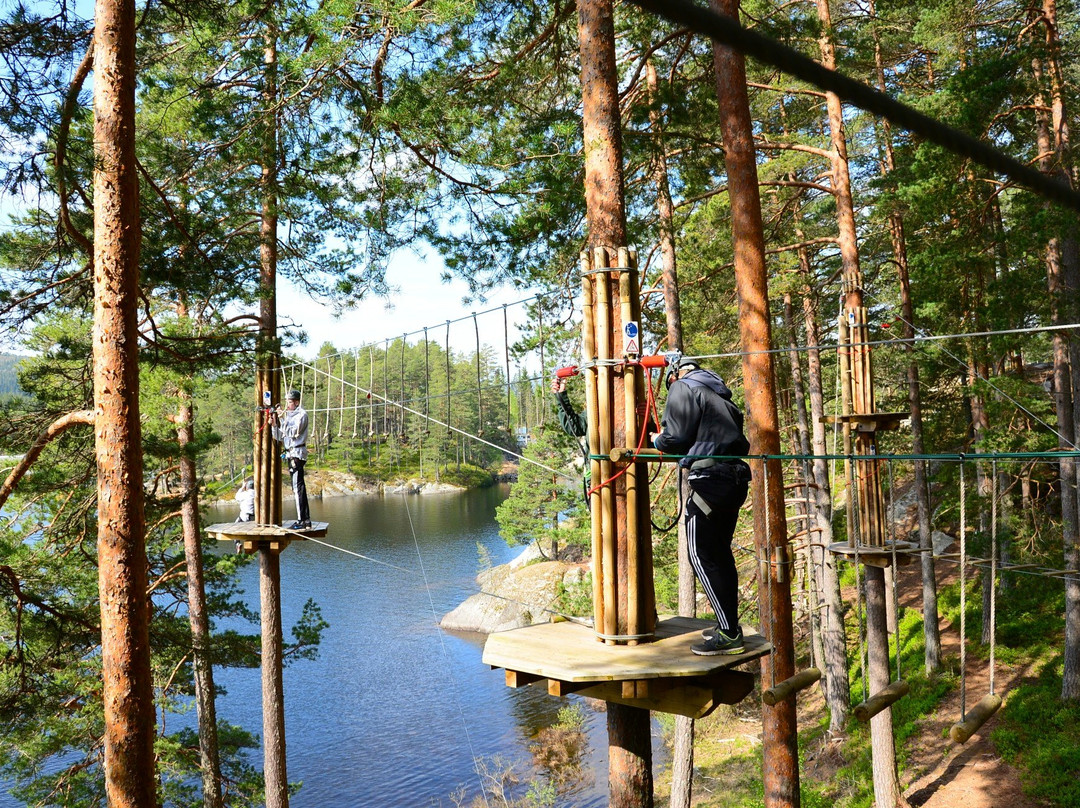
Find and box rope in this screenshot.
[625,0,1080,213]
[400,492,491,808]
[959,460,967,721]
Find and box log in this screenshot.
[853,679,909,722]
[948,694,1003,744]
[761,668,822,706]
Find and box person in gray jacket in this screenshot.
[272,389,311,529]
[652,358,751,655]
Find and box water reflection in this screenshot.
[204,487,644,807]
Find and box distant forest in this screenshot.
[0,354,26,396]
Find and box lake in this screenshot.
[0,485,672,807]
[199,485,666,807]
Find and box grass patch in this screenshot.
[992,659,1080,807]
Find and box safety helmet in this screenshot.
[665,357,700,390]
[286,389,301,401]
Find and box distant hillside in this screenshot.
[0,354,27,396]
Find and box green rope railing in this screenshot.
[596,450,1080,463]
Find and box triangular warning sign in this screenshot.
[625,338,639,354]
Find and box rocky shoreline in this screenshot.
[440,541,591,635]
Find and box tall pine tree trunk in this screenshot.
[1032,0,1080,701]
[176,386,225,808]
[798,242,848,734]
[815,1,906,802]
[92,1,157,804]
[648,58,695,808]
[578,3,652,805]
[869,0,940,672]
[711,2,800,805]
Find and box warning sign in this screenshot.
[623,321,640,356]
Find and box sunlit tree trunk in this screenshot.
[1031,0,1080,701]
[578,2,652,805]
[711,2,799,805]
[92,1,157,805]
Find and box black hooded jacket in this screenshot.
[653,368,749,469]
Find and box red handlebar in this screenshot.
[555,365,579,378]
[637,354,669,369]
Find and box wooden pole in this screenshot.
[583,261,605,636]
[596,249,619,644]
[620,251,641,641]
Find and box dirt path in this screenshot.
[891,562,1048,807]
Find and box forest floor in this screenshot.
[676,560,1053,808]
[797,560,1047,808]
[889,562,1047,808]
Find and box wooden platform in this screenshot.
[828,539,918,568]
[482,616,771,718]
[205,521,329,554]
[820,411,908,432]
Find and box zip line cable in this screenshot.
[626,0,1080,214]
[401,493,492,808]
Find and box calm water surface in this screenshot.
[203,486,665,807]
[0,486,668,807]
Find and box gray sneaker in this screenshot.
[692,629,744,656]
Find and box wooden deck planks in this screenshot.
[482,615,770,684]
[205,521,329,555]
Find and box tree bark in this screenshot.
[1032,0,1080,701]
[711,2,800,805]
[648,57,694,808]
[92,1,157,805]
[577,3,651,805]
[258,19,289,808]
[868,0,940,671]
[176,388,225,808]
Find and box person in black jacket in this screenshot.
[653,358,752,655]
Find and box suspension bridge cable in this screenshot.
[294,356,574,481]
[626,0,1080,214]
[680,321,1080,364]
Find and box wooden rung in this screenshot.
[761,668,822,706]
[949,694,1003,743]
[854,680,910,722]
